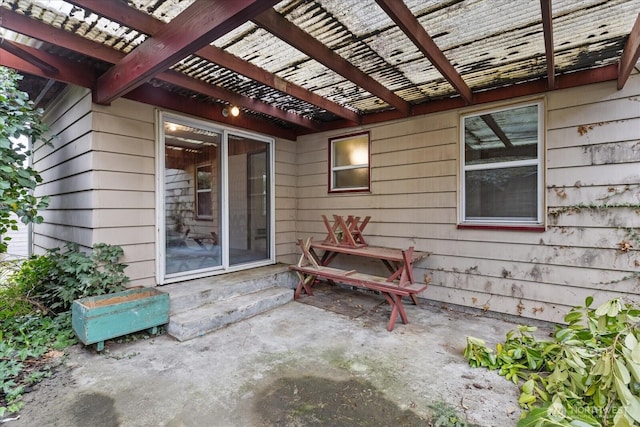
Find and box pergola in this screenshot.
[1,0,639,140]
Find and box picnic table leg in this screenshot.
[294,271,316,299]
[321,215,342,245]
[381,293,410,331]
[346,215,370,246]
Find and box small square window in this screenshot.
[329,132,370,193]
[196,164,212,219]
[460,102,544,226]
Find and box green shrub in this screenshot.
[464,297,640,427]
[0,242,129,416]
[10,242,129,313]
[0,312,76,416]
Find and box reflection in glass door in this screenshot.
[160,114,273,281]
[163,120,222,276]
[228,134,270,266]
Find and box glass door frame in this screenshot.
[155,110,276,285]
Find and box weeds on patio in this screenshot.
[464,297,640,427]
[0,243,129,417]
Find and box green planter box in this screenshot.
[72,288,169,351]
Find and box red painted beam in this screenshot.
[618,13,640,90]
[68,0,361,124]
[159,70,323,131]
[375,0,473,105]
[0,9,123,64]
[1,8,321,131]
[0,43,96,89]
[253,8,412,116]
[125,84,296,141]
[540,0,555,90]
[310,65,619,135]
[95,0,280,104]
[0,39,58,74]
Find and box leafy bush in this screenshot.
[464,297,640,427]
[0,242,129,416]
[10,242,129,313]
[0,312,76,416]
[0,66,53,254]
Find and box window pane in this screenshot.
[464,104,538,166]
[197,192,211,217]
[465,166,538,220]
[197,166,211,190]
[333,137,368,167]
[334,167,369,189]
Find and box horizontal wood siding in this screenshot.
[295,73,640,323]
[89,98,156,285]
[34,86,94,250]
[35,88,156,286]
[275,137,298,264]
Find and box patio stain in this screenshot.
[253,375,427,426]
[70,392,120,427]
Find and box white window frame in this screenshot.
[459,100,545,227]
[156,111,276,284]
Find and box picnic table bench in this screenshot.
[289,215,429,331]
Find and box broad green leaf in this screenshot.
[585,296,594,307]
[548,396,566,422]
[615,376,633,405]
[565,311,583,324]
[519,393,537,406]
[625,333,638,351]
[632,341,640,364]
[614,359,631,385]
[595,301,612,317]
[624,354,640,382]
[627,396,640,423]
[517,407,550,427]
[608,299,622,317]
[569,420,600,427]
[522,379,535,394]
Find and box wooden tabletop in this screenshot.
[310,241,428,263]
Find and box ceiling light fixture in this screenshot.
[222,106,240,117]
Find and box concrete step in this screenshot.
[163,264,296,315]
[167,286,293,341]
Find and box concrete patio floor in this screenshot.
[12,285,549,426]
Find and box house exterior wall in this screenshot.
[295,73,640,324]
[35,86,298,285]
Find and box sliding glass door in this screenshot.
[158,113,274,283]
[228,134,271,266]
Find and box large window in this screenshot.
[460,101,544,227]
[329,132,370,193]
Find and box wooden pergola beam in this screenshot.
[253,8,412,116]
[1,8,321,131]
[95,0,279,104]
[69,0,360,123]
[0,43,95,89]
[375,0,473,105]
[540,0,555,90]
[618,12,640,90]
[126,84,297,141]
[159,70,323,131]
[0,10,124,64]
[0,39,58,75]
[196,45,361,124]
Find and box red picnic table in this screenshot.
[290,215,429,331]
